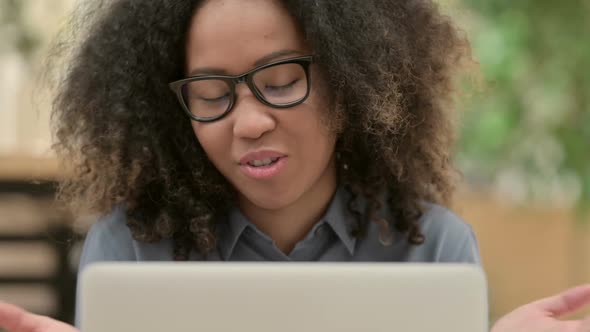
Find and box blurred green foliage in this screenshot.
[0,0,39,57]
[456,0,590,215]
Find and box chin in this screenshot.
[239,185,301,211]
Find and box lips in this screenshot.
[238,150,288,180]
[239,150,287,165]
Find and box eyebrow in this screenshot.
[187,49,305,76]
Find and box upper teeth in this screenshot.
[248,158,277,167]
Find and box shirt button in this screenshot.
[244,227,258,239]
[315,224,327,237]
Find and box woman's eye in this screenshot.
[265,79,299,91]
[199,93,229,103]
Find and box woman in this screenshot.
[0,0,588,331]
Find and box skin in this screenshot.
[187,0,338,253]
[491,285,590,332]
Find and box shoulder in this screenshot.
[78,206,175,270]
[414,203,481,263]
[419,203,474,243]
[78,206,137,268]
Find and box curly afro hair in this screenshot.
[50,0,471,259]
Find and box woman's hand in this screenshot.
[0,302,78,332]
[491,284,590,332]
[1,284,589,332]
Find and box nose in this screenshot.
[232,84,277,140]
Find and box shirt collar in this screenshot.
[322,186,357,255]
[217,208,249,260]
[218,186,358,260]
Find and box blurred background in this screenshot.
[0,0,588,326]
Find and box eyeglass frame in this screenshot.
[169,55,314,122]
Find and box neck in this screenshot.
[238,159,337,255]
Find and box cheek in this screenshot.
[191,122,229,163]
[299,90,336,142]
[303,75,340,136]
[289,102,337,164]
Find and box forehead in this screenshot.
[186,0,307,73]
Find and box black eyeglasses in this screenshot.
[169,55,313,122]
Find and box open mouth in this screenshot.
[239,156,287,179]
[246,157,281,167]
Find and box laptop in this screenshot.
[79,263,488,332]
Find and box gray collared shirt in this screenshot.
[75,188,480,325]
[78,188,480,264]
